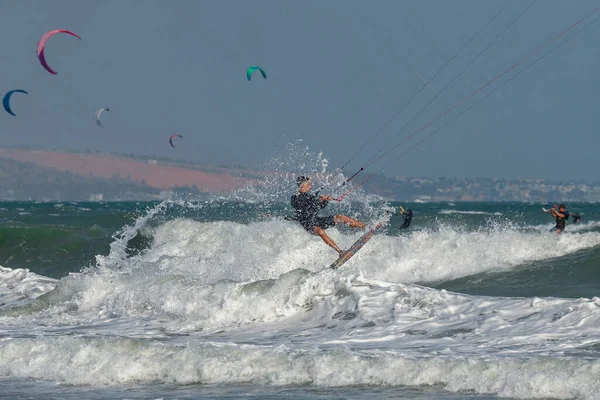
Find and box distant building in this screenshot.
[159,190,173,198]
[89,193,104,201]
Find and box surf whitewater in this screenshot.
[1,200,600,399]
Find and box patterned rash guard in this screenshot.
[291,192,336,233]
[555,210,569,231]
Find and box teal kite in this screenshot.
[246,66,266,81]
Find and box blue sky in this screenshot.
[1,0,599,181]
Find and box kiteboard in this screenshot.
[330,223,383,270]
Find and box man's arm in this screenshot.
[318,194,333,208]
[549,209,565,218]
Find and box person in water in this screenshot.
[291,176,366,255]
[398,207,413,229]
[549,203,569,234]
[572,213,581,224]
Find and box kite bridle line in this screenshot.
[338,0,537,196]
[336,5,600,203]
[338,0,505,172]
[362,0,536,168]
[314,1,512,196]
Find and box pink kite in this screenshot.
[37,29,81,75]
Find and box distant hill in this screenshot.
[1,147,598,202]
[0,148,257,201]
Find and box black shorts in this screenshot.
[299,216,336,233]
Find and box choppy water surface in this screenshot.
[1,199,599,399]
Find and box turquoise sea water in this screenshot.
[1,199,599,399]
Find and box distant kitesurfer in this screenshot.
[291,176,366,256]
[549,204,569,234]
[572,213,581,224]
[398,206,413,230]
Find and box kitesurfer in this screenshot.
[398,207,413,230]
[572,213,581,224]
[291,176,366,256]
[549,204,569,234]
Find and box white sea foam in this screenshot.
[0,266,57,308]
[2,273,600,399]
[2,200,600,399]
[1,336,599,399]
[3,214,599,324]
[116,217,600,285]
[439,209,503,216]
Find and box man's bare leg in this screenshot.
[334,215,366,229]
[313,226,343,254]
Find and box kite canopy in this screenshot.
[37,29,82,75]
[2,90,28,116]
[169,134,183,147]
[246,66,266,81]
[95,108,110,127]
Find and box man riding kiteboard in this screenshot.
[290,176,366,256]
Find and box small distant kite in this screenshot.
[37,29,82,75]
[3,90,28,116]
[246,66,266,81]
[95,108,110,127]
[169,134,183,147]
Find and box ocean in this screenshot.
[1,198,600,399]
